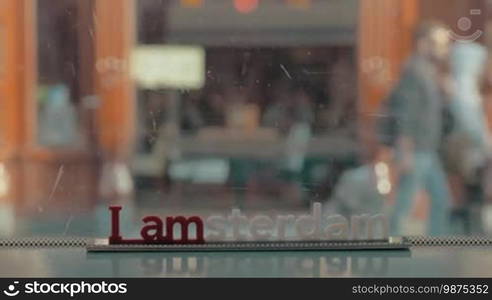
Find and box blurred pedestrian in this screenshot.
[446,42,491,234]
[388,22,453,236]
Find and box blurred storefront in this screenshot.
[0,0,491,212]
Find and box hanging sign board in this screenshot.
[132,45,205,90]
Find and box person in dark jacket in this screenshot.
[390,22,453,236]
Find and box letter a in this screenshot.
[140,216,164,242]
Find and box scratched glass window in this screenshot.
[0,0,492,241]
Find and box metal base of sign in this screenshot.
[86,237,410,252]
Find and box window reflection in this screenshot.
[36,0,88,148]
[1,0,492,240]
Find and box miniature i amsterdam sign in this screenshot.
[91,203,409,252]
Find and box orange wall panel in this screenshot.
[94,0,136,161]
[0,0,26,157]
[358,0,420,115]
[357,0,420,149]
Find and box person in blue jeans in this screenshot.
[447,42,490,234]
[392,152,451,236]
[389,22,453,236]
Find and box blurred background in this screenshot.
[2,0,492,238]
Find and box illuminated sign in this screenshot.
[234,0,258,14]
[131,45,205,90]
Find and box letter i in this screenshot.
[109,206,123,244]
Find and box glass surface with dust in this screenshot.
[0,0,492,242]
